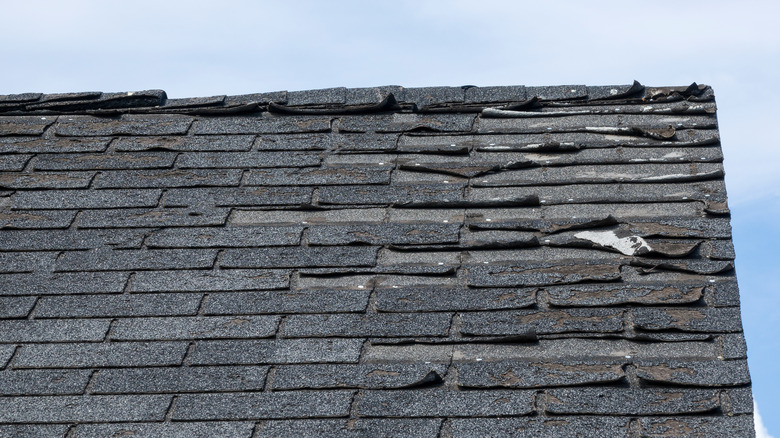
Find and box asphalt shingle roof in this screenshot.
[0,82,755,437]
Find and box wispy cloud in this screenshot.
[756,402,775,438]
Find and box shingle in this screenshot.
[176,151,321,168]
[478,114,715,134]
[0,425,70,438]
[639,416,755,438]
[332,133,399,151]
[465,85,527,103]
[0,137,111,153]
[254,133,330,150]
[72,422,255,438]
[113,135,254,152]
[0,271,129,296]
[0,228,146,251]
[726,387,754,414]
[545,388,720,415]
[0,369,91,395]
[111,315,280,341]
[191,115,331,135]
[0,115,55,135]
[634,359,750,386]
[253,419,441,438]
[146,226,301,248]
[375,286,535,312]
[272,363,443,390]
[0,319,110,343]
[0,346,15,369]
[632,307,743,332]
[204,289,369,314]
[243,166,391,186]
[467,261,622,287]
[131,269,289,292]
[460,308,623,336]
[702,239,736,260]
[165,187,313,207]
[173,390,354,420]
[0,171,94,189]
[0,154,30,171]
[287,87,347,105]
[0,395,172,422]
[0,92,42,103]
[230,207,385,225]
[32,152,176,170]
[13,341,188,368]
[224,90,287,106]
[187,339,363,365]
[721,333,748,359]
[546,283,704,307]
[399,86,464,108]
[77,206,229,228]
[338,113,476,133]
[526,85,587,100]
[91,365,268,394]
[307,223,460,245]
[93,168,243,188]
[11,188,161,209]
[55,248,217,271]
[282,313,451,338]
[449,417,631,438]
[357,389,534,417]
[0,251,54,272]
[0,296,36,318]
[35,293,202,318]
[55,114,193,136]
[220,246,378,268]
[318,183,464,205]
[456,360,624,388]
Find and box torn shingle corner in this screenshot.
[0,82,754,437]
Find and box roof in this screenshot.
[0,82,755,437]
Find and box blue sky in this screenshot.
[3,1,778,433]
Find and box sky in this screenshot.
[2,0,778,434]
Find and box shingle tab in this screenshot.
[55,248,217,271]
[253,419,441,438]
[0,395,172,422]
[131,269,289,292]
[457,360,624,388]
[72,422,255,438]
[450,417,630,438]
[173,390,354,420]
[282,313,452,338]
[204,289,369,314]
[545,388,720,415]
[35,293,202,318]
[357,389,534,417]
[14,341,188,368]
[220,246,378,268]
[12,188,161,209]
[91,365,268,394]
[111,315,280,340]
[0,369,91,395]
[188,339,363,365]
[55,114,193,136]
[0,319,110,343]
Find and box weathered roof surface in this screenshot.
[0,82,754,437]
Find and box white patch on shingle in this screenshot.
[574,230,652,256]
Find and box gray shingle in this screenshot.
[460,308,623,336]
[318,183,464,205]
[282,313,452,338]
[111,315,280,341]
[456,360,624,388]
[32,152,176,170]
[467,261,622,287]
[14,341,188,368]
[0,209,76,229]
[113,135,254,152]
[332,133,398,151]
[339,113,475,133]
[230,207,386,225]
[0,171,94,189]
[307,223,460,246]
[632,307,743,332]
[254,133,330,150]
[0,346,15,369]
[0,425,70,438]
[254,419,441,438]
[35,293,202,318]
[271,364,443,390]
[173,390,354,420]
[243,166,391,186]
[0,271,129,296]
[0,319,110,343]
[131,269,289,292]
[639,416,755,438]
[546,283,704,307]
[634,359,750,386]
[375,286,536,312]
[477,114,715,134]
[146,226,301,248]
[0,369,91,395]
[0,154,30,171]
[177,151,321,168]
[0,115,55,135]
[0,296,36,318]
[0,395,172,422]
[78,207,230,228]
[287,87,347,105]
[187,339,363,365]
[55,114,193,136]
[55,248,216,271]
[191,115,331,135]
[93,168,242,188]
[721,333,748,359]
[72,422,255,438]
[91,365,268,394]
[204,289,369,314]
[220,246,378,268]
[526,84,587,100]
[11,188,161,209]
[465,85,527,103]
[165,187,313,207]
[545,388,720,415]
[357,389,534,417]
[449,417,630,438]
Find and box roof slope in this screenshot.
[0,83,754,437]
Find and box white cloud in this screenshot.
[756,401,775,438]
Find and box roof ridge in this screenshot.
[0,81,714,116]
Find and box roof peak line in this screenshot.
[0,81,713,117]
